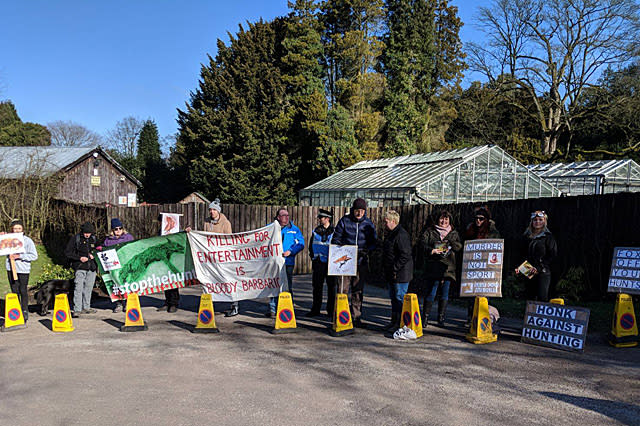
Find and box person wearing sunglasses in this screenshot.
[516,211,557,302]
[102,218,135,312]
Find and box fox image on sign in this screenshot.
[328,245,358,276]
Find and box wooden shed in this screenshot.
[178,192,210,205]
[0,146,141,206]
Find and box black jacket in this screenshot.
[422,227,462,282]
[522,230,557,274]
[65,234,98,271]
[382,224,413,283]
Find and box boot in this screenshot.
[384,312,400,331]
[422,301,433,329]
[225,302,239,317]
[437,299,448,326]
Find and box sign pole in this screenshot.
[9,257,17,281]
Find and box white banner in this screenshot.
[187,222,287,301]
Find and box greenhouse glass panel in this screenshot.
[443,171,457,203]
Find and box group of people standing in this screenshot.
[4,198,557,329]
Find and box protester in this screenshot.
[267,207,305,317]
[3,219,38,321]
[421,210,462,327]
[306,208,336,318]
[331,198,377,328]
[101,218,134,313]
[382,210,413,331]
[65,221,98,317]
[516,210,558,301]
[463,207,501,324]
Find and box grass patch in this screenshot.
[0,245,55,297]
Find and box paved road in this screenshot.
[1,275,638,426]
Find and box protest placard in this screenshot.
[95,232,198,301]
[0,232,25,256]
[187,222,287,301]
[160,213,181,235]
[327,244,358,276]
[607,247,640,295]
[459,238,504,297]
[521,301,590,352]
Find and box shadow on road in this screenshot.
[168,320,195,332]
[38,318,52,331]
[103,318,124,329]
[540,391,640,425]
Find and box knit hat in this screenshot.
[352,198,367,210]
[474,207,491,220]
[317,208,333,219]
[9,219,23,228]
[111,218,123,229]
[208,198,221,212]
[81,222,95,234]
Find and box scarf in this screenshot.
[435,224,451,240]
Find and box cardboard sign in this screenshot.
[460,239,504,297]
[160,213,181,235]
[0,232,26,256]
[327,245,358,276]
[521,301,590,352]
[607,247,640,295]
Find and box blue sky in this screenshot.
[0,0,487,142]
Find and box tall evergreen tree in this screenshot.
[137,119,168,202]
[0,101,51,146]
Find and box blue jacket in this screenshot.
[281,221,305,266]
[332,212,377,262]
[309,224,334,263]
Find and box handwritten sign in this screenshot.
[459,239,504,297]
[327,245,358,276]
[608,247,640,295]
[521,301,590,352]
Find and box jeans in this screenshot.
[425,279,451,302]
[269,265,294,313]
[388,282,409,314]
[73,269,96,312]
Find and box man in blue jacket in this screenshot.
[331,198,377,327]
[267,207,305,317]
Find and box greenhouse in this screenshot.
[300,145,560,207]
[527,160,640,196]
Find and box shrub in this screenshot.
[35,263,74,288]
[502,273,525,299]
[555,267,587,303]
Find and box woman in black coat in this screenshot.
[421,210,462,327]
[516,210,558,301]
[382,210,413,331]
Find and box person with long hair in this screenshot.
[516,210,558,301]
[102,218,134,313]
[421,210,461,327]
[4,219,38,321]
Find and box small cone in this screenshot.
[120,293,147,332]
[549,298,565,305]
[608,293,638,348]
[52,294,74,332]
[330,293,354,337]
[193,294,219,333]
[2,293,26,331]
[400,293,423,338]
[466,296,497,344]
[272,291,297,334]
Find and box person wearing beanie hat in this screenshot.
[3,220,38,321]
[306,209,336,318]
[102,218,135,313]
[64,222,98,317]
[331,199,377,327]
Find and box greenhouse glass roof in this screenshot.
[301,145,560,206]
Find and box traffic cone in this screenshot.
[608,293,638,348]
[193,294,219,333]
[52,294,74,332]
[400,293,423,338]
[120,293,147,332]
[2,293,26,331]
[549,298,565,305]
[272,291,297,334]
[466,296,497,344]
[330,293,354,337]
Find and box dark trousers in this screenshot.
[8,271,30,316]
[527,273,551,302]
[338,260,368,321]
[165,288,180,307]
[311,260,337,316]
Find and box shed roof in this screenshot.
[0,145,141,186]
[527,159,639,178]
[304,145,497,191]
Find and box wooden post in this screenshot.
[9,257,17,281]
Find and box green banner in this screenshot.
[94,232,198,301]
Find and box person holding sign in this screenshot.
[382,211,413,331]
[306,209,336,318]
[421,210,462,327]
[331,198,377,328]
[101,218,134,313]
[3,219,37,321]
[515,211,557,302]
